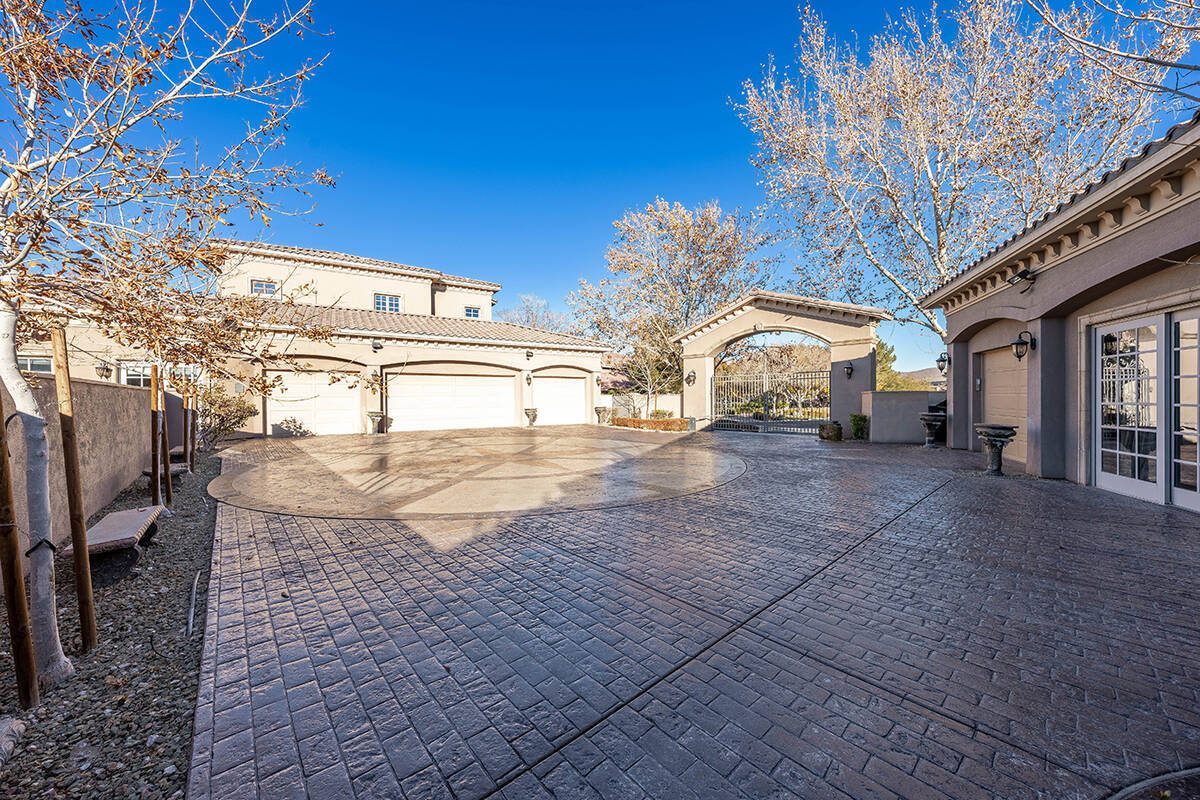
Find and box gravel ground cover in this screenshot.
[0,453,219,799]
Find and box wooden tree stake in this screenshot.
[189,392,198,471]
[160,382,173,506]
[150,366,161,505]
[0,393,39,708]
[50,329,98,652]
[180,393,190,472]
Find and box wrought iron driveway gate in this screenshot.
[712,371,831,433]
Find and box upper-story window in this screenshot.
[17,355,52,374]
[374,293,403,313]
[250,279,278,296]
[464,306,481,318]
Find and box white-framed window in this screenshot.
[250,279,278,296]
[17,355,52,374]
[167,364,203,389]
[464,306,481,318]
[374,293,403,313]
[122,362,154,387]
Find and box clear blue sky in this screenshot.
[227,0,946,371]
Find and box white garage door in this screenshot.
[532,377,586,426]
[388,374,517,431]
[266,371,362,436]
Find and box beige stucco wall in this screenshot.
[862,391,945,443]
[2,377,150,556]
[433,285,494,320]
[218,256,437,314]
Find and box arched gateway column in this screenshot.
[674,291,893,430]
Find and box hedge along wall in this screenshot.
[610,416,689,432]
[1,376,160,557]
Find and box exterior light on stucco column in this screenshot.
[525,372,532,386]
[1010,331,1036,361]
[936,352,949,374]
[843,363,854,379]
[685,370,696,386]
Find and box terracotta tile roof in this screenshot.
[263,302,607,351]
[213,239,502,291]
[921,109,1200,303]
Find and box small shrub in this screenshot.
[198,384,258,450]
[277,416,314,437]
[849,413,869,440]
[650,409,675,419]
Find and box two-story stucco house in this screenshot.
[21,240,607,436]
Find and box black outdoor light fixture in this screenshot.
[685,370,697,386]
[843,363,854,379]
[936,352,950,374]
[525,372,532,385]
[525,349,533,360]
[371,339,383,352]
[1005,268,1037,293]
[1011,331,1036,361]
[94,362,113,379]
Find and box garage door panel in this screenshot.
[982,349,1028,465]
[533,377,586,426]
[388,374,516,431]
[267,371,361,436]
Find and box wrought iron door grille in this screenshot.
[712,371,831,434]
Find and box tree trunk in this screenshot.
[0,303,73,685]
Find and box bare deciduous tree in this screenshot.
[496,294,573,332]
[570,198,776,401]
[1026,0,1200,105]
[740,0,1170,336]
[0,0,335,685]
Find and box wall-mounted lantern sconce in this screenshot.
[595,374,601,386]
[843,363,854,379]
[1005,268,1037,294]
[525,373,532,386]
[525,349,533,360]
[1011,331,1036,361]
[685,370,697,386]
[94,362,113,379]
[935,352,950,374]
[371,339,383,352]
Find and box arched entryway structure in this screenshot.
[674,291,893,430]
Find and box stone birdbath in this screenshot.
[974,424,1018,475]
[524,408,538,427]
[366,410,385,434]
[918,412,946,448]
[594,406,610,424]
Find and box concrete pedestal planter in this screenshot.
[974,423,1018,475]
[366,411,385,434]
[524,408,538,427]
[919,412,946,448]
[594,406,611,424]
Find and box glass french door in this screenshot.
[1172,311,1200,511]
[1095,316,1165,503]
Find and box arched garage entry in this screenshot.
[674,291,892,431]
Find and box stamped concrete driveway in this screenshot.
[189,427,1200,800]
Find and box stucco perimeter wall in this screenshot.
[862,391,945,443]
[2,377,149,553]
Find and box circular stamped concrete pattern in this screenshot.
[207,427,747,519]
